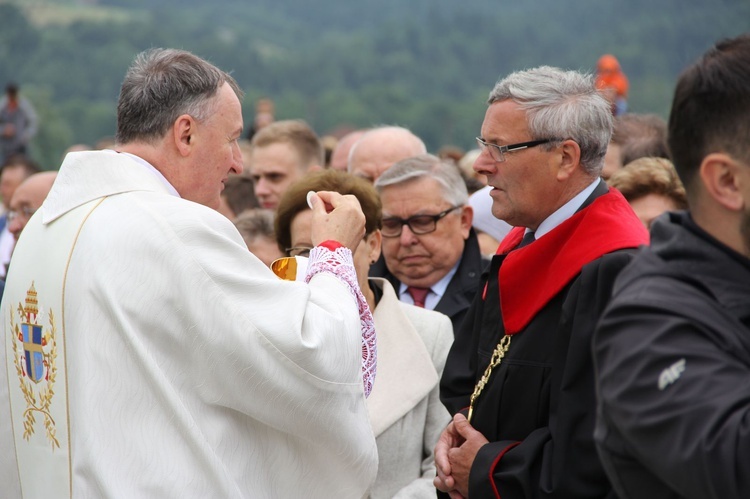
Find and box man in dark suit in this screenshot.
[435,66,649,498]
[371,154,486,335]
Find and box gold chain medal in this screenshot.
[467,335,512,423]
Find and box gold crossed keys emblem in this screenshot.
[10,282,60,449]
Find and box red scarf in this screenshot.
[494,188,648,334]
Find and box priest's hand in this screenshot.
[446,413,488,498]
[309,191,366,251]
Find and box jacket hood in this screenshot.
[615,210,750,313]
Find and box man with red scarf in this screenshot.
[434,66,648,498]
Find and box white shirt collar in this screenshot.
[530,177,601,239]
[106,149,181,198]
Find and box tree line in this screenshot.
[1,0,747,168]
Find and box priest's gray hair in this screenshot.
[488,65,612,176]
[374,154,469,207]
[116,48,243,145]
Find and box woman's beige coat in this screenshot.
[367,278,453,499]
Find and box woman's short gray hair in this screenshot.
[116,48,243,144]
[488,66,612,176]
[374,154,469,206]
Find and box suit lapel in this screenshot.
[434,230,485,321]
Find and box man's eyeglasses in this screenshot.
[476,137,554,162]
[6,206,36,223]
[286,245,313,257]
[381,206,461,238]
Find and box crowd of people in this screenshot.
[1,33,749,499]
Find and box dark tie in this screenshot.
[518,230,536,249]
[406,286,430,308]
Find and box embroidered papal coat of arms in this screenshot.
[10,281,60,449]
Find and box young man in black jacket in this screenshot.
[593,33,750,499]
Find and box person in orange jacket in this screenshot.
[596,54,629,116]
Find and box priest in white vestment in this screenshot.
[0,48,377,499]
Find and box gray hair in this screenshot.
[116,48,243,144]
[488,66,612,176]
[374,154,469,206]
[234,208,276,243]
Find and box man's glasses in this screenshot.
[381,206,461,238]
[476,137,554,162]
[286,245,313,257]
[6,206,36,223]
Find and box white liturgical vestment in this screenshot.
[0,150,378,498]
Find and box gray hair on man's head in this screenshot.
[374,154,469,206]
[488,66,612,176]
[116,48,243,145]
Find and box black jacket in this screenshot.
[593,211,750,499]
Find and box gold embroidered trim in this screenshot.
[60,196,106,497]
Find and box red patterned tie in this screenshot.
[406,286,430,308]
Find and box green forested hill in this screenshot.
[1,0,747,168]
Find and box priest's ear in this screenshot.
[173,114,197,157]
[699,152,747,212]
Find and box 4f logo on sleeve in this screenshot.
[658,358,686,391]
[10,281,60,449]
